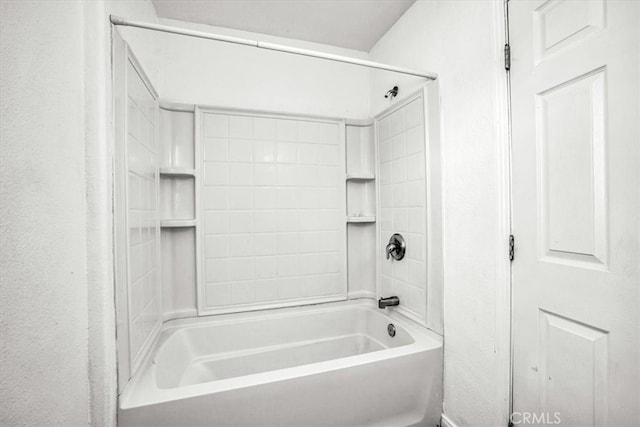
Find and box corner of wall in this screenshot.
[85,2,118,426]
[106,0,161,89]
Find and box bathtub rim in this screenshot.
[119,299,442,409]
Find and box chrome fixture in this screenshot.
[387,323,397,337]
[384,86,399,98]
[378,296,400,309]
[385,233,406,260]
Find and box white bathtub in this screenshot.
[119,300,443,426]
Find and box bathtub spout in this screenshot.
[378,296,400,309]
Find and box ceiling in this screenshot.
[151,0,416,52]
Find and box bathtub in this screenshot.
[119,300,443,426]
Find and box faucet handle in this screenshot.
[385,234,406,261]
[385,242,396,259]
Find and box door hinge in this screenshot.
[509,234,515,261]
[504,43,511,70]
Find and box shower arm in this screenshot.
[109,15,438,81]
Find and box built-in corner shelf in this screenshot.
[160,168,195,177]
[346,173,375,181]
[161,219,196,228]
[346,216,376,223]
[346,123,375,226]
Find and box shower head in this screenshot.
[384,86,399,99]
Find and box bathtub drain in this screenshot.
[387,323,396,337]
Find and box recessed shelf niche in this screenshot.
[346,124,374,179]
[159,105,199,321]
[160,175,195,221]
[345,122,376,300]
[160,107,195,170]
[345,123,376,221]
[346,180,375,218]
[160,106,196,224]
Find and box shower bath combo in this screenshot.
[111,16,444,426]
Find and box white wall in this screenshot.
[1,1,160,425]
[157,19,371,120]
[369,2,511,426]
[0,2,90,425]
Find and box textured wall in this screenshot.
[0,1,90,425]
[0,1,160,425]
[370,2,510,426]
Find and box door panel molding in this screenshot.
[536,66,608,270]
[538,309,609,426]
[533,0,606,65]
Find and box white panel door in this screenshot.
[510,1,639,425]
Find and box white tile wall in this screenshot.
[126,61,161,363]
[200,112,345,313]
[378,98,428,322]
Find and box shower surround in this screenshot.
[113,21,443,424]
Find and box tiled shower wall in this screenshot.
[378,98,428,322]
[198,111,346,314]
[125,59,161,365]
